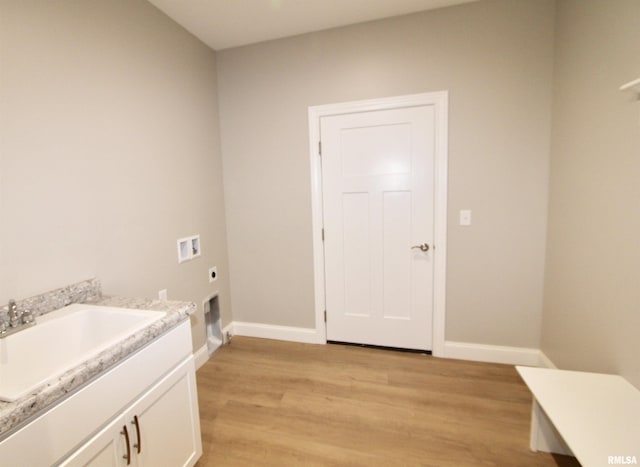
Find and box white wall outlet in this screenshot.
[209,266,218,283]
[459,209,472,226]
[158,289,168,301]
[177,234,201,263]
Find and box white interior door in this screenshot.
[321,105,435,350]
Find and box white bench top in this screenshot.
[516,366,640,466]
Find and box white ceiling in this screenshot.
[147,0,477,50]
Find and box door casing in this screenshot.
[308,92,448,357]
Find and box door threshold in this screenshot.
[327,340,432,355]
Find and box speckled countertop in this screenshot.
[0,281,196,438]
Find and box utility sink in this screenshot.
[0,304,166,402]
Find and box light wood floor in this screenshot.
[195,337,579,466]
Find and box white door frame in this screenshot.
[308,92,448,357]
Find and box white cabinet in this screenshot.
[61,356,200,467]
[60,410,126,466]
[0,320,202,467]
[128,361,200,467]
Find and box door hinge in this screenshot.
[318,141,322,156]
[321,228,325,241]
[324,310,327,322]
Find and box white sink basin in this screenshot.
[0,304,166,402]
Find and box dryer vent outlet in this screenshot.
[203,294,222,356]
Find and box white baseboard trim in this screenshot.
[193,345,209,370]
[231,321,324,344]
[538,351,558,369]
[444,341,545,366]
[218,325,557,368]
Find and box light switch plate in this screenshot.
[459,210,472,226]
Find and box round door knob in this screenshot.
[411,243,429,252]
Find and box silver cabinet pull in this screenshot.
[411,243,430,252]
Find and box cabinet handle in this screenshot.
[132,415,142,454]
[121,425,131,465]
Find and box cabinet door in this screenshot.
[59,357,201,467]
[127,358,202,467]
[59,415,128,467]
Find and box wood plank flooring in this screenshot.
[195,337,579,466]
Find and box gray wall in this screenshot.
[542,0,640,388]
[3,0,637,388]
[217,0,555,348]
[0,0,232,351]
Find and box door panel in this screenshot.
[342,192,370,317]
[321,106,435,350]
[340,123,411,177]
[383,190,411,320]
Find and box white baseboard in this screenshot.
[444,341,545,366]
[218,325,557,368]
[193,345,209,370]
[231,321,324,344]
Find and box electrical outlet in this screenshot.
[158,289,168,301]
[209,266,218,283]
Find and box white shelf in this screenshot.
[517,366,640,466]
